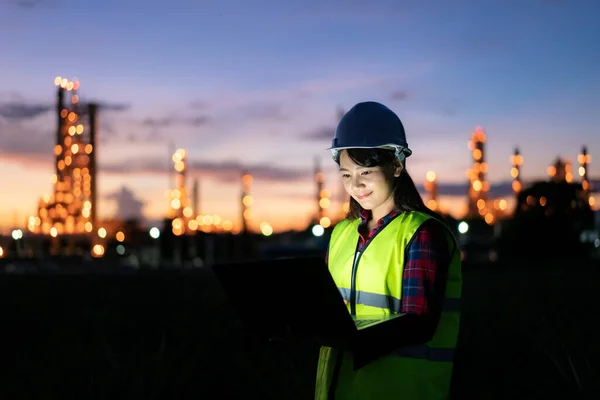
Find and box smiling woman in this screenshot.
[316,101,462,400]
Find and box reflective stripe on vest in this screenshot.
[337,287,461,313]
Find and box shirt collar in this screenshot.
[359,207,399,226]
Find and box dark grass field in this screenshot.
[0,259,598,399]
[451,261,599,399]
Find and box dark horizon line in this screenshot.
[415,178,600,197]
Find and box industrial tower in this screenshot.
[510,147,523,196]
[314,156,331,227]
[578,146,592,196]
[424,171,438,211]
[168,148,194,235]
[577,146,596,210]
[241,171,253,234]
[466,127,490,218]
[335,106,350,220]
[547,157,573,183]
[192,178,200,217]
[32,77,98,236]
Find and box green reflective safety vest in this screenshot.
[315,211,462,400]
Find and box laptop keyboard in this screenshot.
[354,319,379,328]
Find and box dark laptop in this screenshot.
[211,256,404,348]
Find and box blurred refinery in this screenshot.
[0,78,598,268]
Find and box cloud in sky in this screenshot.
[234,102,289,122]
[10,0,43,10]
[140,115,211,128]
[0,102,51,119]
[94,101,131,112]
[101,157,313,184]
[134,101,288,148]
[0,98,130,119]
[105,186,146,222]
[187,73,397,111]
[0,128,54,164]
[389,90,410,102]
[96,150,523,198]
[101,73,397,153]
[0,96,135,167]
[0,108,56,167]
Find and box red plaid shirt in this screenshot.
[328,208,449,317]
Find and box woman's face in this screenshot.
[338,150,400,219]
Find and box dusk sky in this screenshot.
[1,0,599,233]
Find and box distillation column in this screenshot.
[466,126,490,218]
[35,77,96,240]
[510,147,523,196]
[425,171,438,211]
[241,171,253,234]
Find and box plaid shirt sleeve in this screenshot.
[400,218,450,316]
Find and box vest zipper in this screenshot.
[349,245,361,316]
[349,214,400,316]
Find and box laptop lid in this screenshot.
[211,257,357,347]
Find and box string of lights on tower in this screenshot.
[169,148,195,236]
[547,157,573,183]
[510,147,523,196]
[165,148,235,235]
[578,146,592,195]
[314,156,332,228]
[424,171,438,211]
[30,77,97,240]
[241,171,253,234]
[578,146,595,209]
[336,106,350,219]
[466,126,490,219]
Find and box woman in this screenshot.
[316,102,462,400]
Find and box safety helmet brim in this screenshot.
[327,144,412,163]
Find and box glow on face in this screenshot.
[338,150,398,217]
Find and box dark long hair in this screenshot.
[334,148,442,221]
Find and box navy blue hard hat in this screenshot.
[328,101,411,161]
